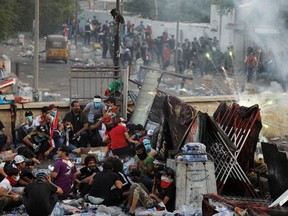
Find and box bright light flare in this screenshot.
[206,53,211,60]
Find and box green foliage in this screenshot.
[212,0,235,15]
[0,0,21,40]
[0,0,76,41]
[125,0,211,23]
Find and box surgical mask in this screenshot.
[51,110,56,117]
[94,103,101,109]
[145,144,151,151]
[121,123,126,127]
[27,116,33,122]
[38,134,45,138]
[14,175,20,181]
[136,132,141,137]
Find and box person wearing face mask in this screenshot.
[133,124,146,143]
[0,167,22,214]
[124,167,175,215]
[149,167,176,212]
[15,110,37,143]
[83,95,105,124]
[48,104,63,155]
[130,143,154,177]
[73,155,100,197]
[60,120,77,151]
[142,137,157,158]
[89,113,106,147]
[35,106,54,130]
[23,125,54,160]
[102,97,120,130]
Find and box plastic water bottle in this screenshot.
[147,207,156,211]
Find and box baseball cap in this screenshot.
[147,130,154,136]
[160,167,175,177]
[25,110,33,117]
[36,172,48,181]
[14,155,29,164]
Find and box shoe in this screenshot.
[128,211,135,216]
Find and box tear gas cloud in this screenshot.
[236,0,288,80]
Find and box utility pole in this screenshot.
[114,0,121,76]
[33,0,39,101]
[175,0,180,73]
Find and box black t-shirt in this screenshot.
[0,120,4,131]
[139,175,153,192]
[79,167,100,180]
[89,170,121,199]
[24,181,58,216]
[64,111,88,133]
[158,182,176,212]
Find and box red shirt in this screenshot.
[108,125,128,150]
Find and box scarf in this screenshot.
[160,176,173,189]
[6,176,17,186]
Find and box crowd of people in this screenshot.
[0,95,176,215]
[79,16,236,76]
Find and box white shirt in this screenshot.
[0,178,12,194]
[21,120,37,131]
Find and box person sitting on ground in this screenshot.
[4,155,32,187]
[130,143,154,177]
[73,155,100,197]
[126,167,176,215]
[23,172,63,216]
[128,168,153,193]
[60,119,77,151]
[0,153,17,182]
[106,157,132,204]
[0,167,22,214]
[88,161,123,206]
[89,113,106,147]
[62,101,89,147]
[51,146,77,200]
[17,146,40,167]
[83,95,105,124]
[0,120,11,151]
[23,125,54,160]
[34,106,54,129]
[15,110,37,142]
[104,117,139,157]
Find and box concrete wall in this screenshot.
[1,94,287,139]
[0,102,70,134]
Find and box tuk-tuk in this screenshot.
[46,35,68,63]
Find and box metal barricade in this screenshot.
[69,65,121,104]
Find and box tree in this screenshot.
[125,0,211,23]
[212,0,235,15]
[0,0,77,41]
[0,0,21,40]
